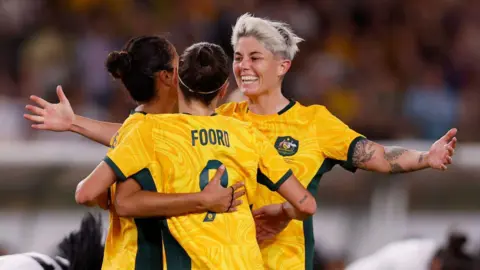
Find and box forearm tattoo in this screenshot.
[352,139,376,169]
[352,140,413,174]
[384,146,409,173]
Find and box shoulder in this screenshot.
[216,101,249,117]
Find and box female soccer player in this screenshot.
[66,40,317,269]
[24,14,457,270]
[26,36,246,270]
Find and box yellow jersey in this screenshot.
[104,113,294,270]
[102,111,163,270]
[216,100,364,270]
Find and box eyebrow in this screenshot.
[234,51,263,56]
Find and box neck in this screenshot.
[178,98,216,116]
[247,87,290,115]
[136,91,177,114]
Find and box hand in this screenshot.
[427,128,458,171]
[252,203,292,244]
[200,165,245,213]
[24,85,75,131]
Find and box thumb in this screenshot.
[441,128,457,142]
[210,165,225,184]
[57,85,70,104]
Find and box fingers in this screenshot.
[233,188,246,200]
[228,199,243,212]
[446,156,453,165]
[440,164,447,171]
[441,128,457,142]
[252,208,265,217]
[23,114,44,123]
[31,124,47,130]
[56,85,70,104]
[29,95,50,108]
[446,145,455,156]
[448,137,457,150]
[231,181,244,191]
[25,105,45,116]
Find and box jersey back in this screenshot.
[102,112,163,270]
[105,113,293,270]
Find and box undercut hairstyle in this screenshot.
[231,13,304,60]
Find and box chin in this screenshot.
[240,87,265,97]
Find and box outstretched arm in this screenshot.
[70,116,121,147]
[24,85,123,146]
[352,128,457,173]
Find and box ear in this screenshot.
[278,59,291,77]
[218,81,230,100]
[158,70,175,87]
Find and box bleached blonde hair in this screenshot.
[231,13,304,60]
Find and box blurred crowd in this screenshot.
[1,0,479,141]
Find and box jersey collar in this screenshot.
[246,99,297,118]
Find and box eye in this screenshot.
[234,57,242,62]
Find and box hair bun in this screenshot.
[105,51,132,79]
[196,46,215,73]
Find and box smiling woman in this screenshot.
[232,13,303,99]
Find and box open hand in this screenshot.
[252,204,292,244]
[427,128,457,171]
[24,85,75,132]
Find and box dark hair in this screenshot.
[432,232,474,270]
[105,35,175,103]
[178,42,229,106]
[56,212,104,270]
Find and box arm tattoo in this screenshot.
[352,139,376,169]
[418,152,427,164]
[384,146,409,173]
[298,195,308,204]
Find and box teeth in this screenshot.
[241,76,258,84]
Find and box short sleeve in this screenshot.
[103,121,154,181]
[315,106,365,171]
[252,127,293,191]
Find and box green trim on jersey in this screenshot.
[304,158,340,270]
[162,220,192,269]
[131,169,163,270]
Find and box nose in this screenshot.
[238,59,251,71]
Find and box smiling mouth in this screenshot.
[241,76,259,84]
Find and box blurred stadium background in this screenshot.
[1,0,480,267]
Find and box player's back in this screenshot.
[148,113,275,270]
[103,112,163,270]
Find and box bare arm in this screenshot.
[75,162,117,206]
[276,175,317,220]
[115,179,208,217]
[70,115,121,147]
[114,166,245,218]
[352,140,429,173]
[352,128,457,173]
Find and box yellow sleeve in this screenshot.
[252,127,293,191]
[316,106,365,171]
[103,121,154,181]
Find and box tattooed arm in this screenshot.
[352,128,458,174]
[352,140,428,173]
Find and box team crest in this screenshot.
[274,136,299,156]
